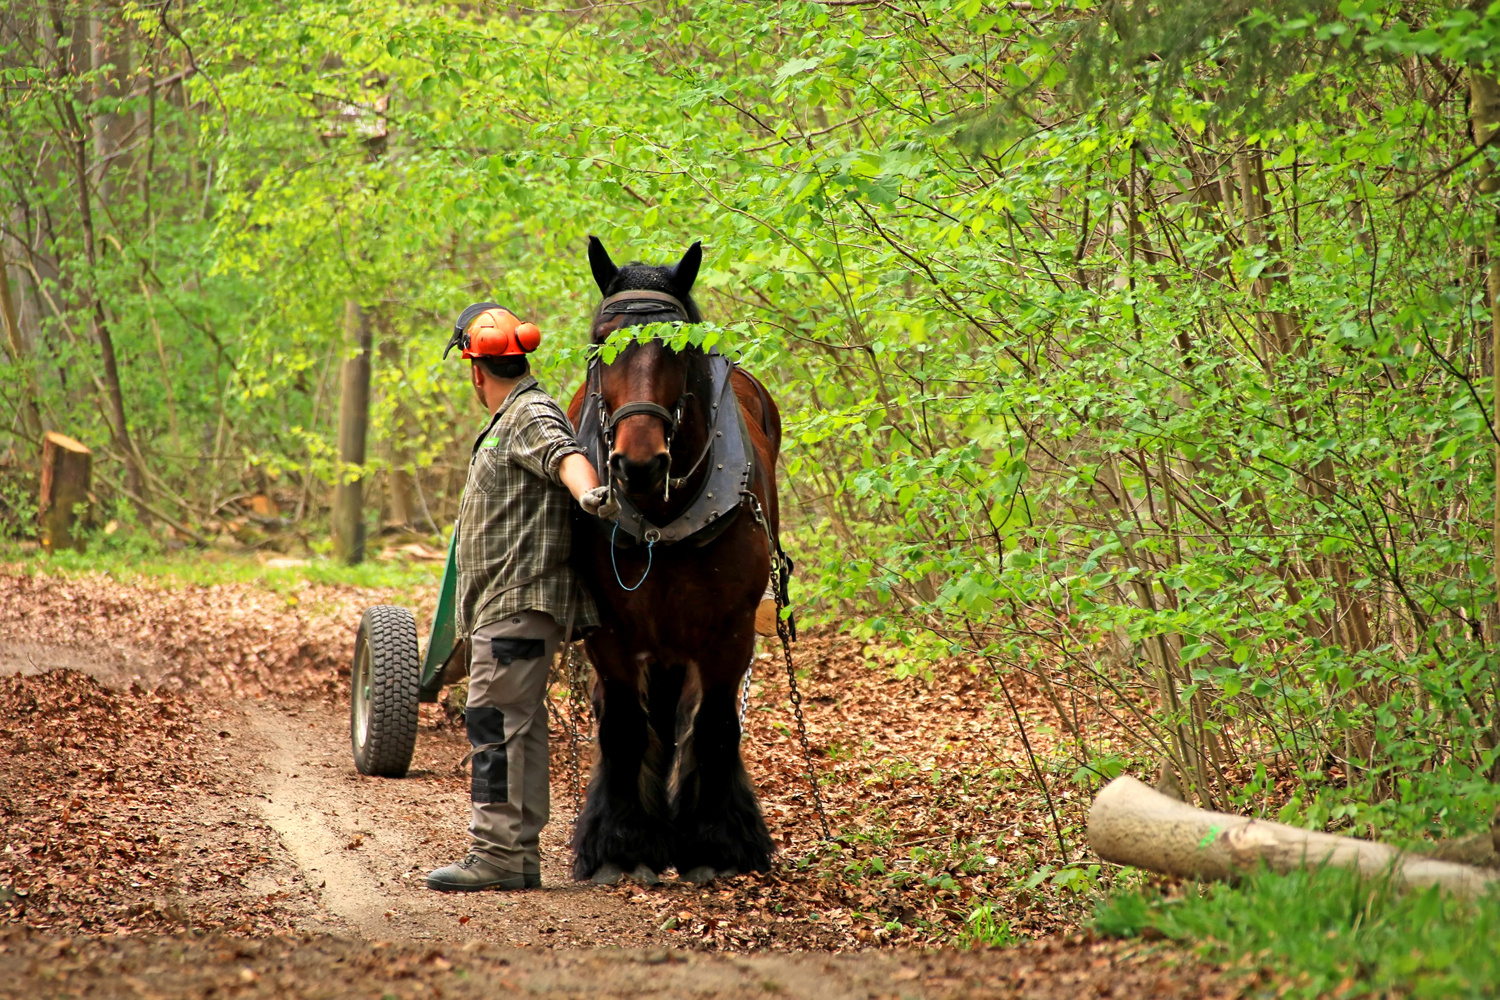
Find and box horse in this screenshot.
[566,236,782,884]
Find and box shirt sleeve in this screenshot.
[507,396,586,485]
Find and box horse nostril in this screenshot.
[611,452,670,495]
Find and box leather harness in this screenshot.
[577,348,754,547]
[575,289,768,548]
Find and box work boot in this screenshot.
[426,853,540,892]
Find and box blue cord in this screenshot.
[611,521,654,591]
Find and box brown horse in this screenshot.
[567,237,780,884]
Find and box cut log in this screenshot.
[247,493,279,519]
[1425,806,1500,869]
[38,432,92,553]
[1426,832,1498,869]
[1089,775,1500,899]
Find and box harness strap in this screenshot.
[597,289,690,317]
[606,400,678,434]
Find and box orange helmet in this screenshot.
[444,303,541,360]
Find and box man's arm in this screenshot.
[509,398,617,516]
[558,452,600,501]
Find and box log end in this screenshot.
[43,431,90,455]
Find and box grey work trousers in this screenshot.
[465,609,564,875]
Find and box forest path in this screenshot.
[235,696,671,947]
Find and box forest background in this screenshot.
[7,0,1500,909]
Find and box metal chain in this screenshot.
[740,490,833,841]
[548,639,595,821]
[739,658,753,727]
[775,606,832,840]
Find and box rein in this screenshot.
[610,521,655,590]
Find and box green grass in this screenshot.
[959,902,1017,948]
[0,533,445,593]
[1094,866,1500,998]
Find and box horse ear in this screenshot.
[670,241,702,298]
[588,235,618,295]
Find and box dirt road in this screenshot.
[0,567,1235,998]
[238,697,676,946]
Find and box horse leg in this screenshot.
[671,658,775,879]
[570,669,677,882]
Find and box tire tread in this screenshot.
[351,605,421,777]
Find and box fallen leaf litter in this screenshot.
[1,566,1148,954]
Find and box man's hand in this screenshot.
[580,485,620,519]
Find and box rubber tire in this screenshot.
[350,605,421,777]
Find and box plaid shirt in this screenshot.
[454,375,598,636]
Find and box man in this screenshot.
[427,303,615,892]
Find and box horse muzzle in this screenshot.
[610,451,670,497]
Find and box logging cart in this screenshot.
[348,533,467,777]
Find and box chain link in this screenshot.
[741,489,833,841]
[548,639,596,821]
[739,657,753,727]
[775,604,832,840]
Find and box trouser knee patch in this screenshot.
[491,637,545,665]
[466,706,508,803]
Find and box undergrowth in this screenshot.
[0,531,445,593]
[1095,866,1500,999]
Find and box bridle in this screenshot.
[589,289,713,500]
[602,399,681,448]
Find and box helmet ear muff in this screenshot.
[457,306,542,359]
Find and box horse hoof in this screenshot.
[591,863,625,886]
[679,865,716,885]
[627,863,661,886]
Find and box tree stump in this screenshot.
[38,432,91,553]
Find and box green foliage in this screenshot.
[0,468,38,540]
[1095,866,1500,998]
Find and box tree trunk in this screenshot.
[333,300,372,564]
[88,13,132,207]
[1089,776,1500,898]
[0,248,43,448]
[1470,67,1500,618]
[38,432,91,554]
[53,5,150,519]
[379,337,417,528]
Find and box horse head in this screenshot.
[587,236,704,498]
